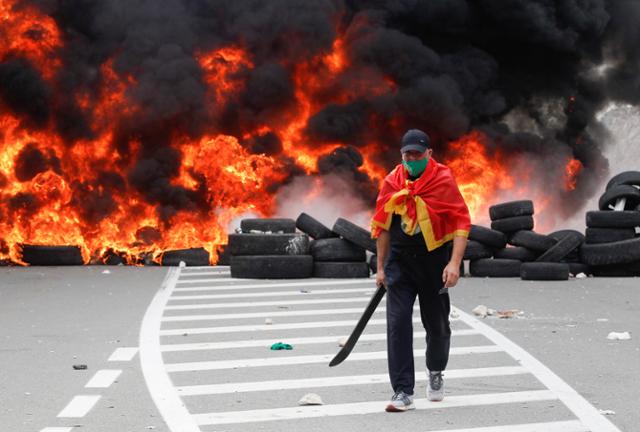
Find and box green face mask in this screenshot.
[402,158,428,177]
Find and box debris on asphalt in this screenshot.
[178,261,186,267]
[298,393,323,406]
[270,342,293,350]
[300,289,310,293]
[472,305,495,318]
[449,310,460,319]
[497,309,523,319]
[102,270,111,274]
[264,318,273,325]
[338,336,348,347]
[575,272,587,279]
[72,364,88,370]
[599,409,616,415]
[607,331,631,340]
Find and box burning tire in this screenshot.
[20,245,84,266]
[313,262,370,278]
[469,224,507,249]
[508,230,557,252]
[535,232,583,263]
[489,200,534,221]
[606,171,640,190]
[585,210,640,228]
[230,255,313,279]
[598,185,640,210]
[585,227,636,244]
[464,240,494,260]
[161,248,210,266]
[490,216,534,233]
[493,246,539,262]
[228,233,310,255]
[579,237,640,266]
[469,258,521,277]
[240,218,296,233]
[520,262,569,281]
[309,238,366,262]
[332,218,377,253]
[296,213,337,239]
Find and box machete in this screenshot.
[329,283,386,367]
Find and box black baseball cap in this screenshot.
[400,129,430,153]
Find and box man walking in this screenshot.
[371,129,471,412]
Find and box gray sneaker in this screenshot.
[385,391,415,412]
[427,371,444,401]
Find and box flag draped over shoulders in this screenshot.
[371,158,471,251]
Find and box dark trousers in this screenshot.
[384,246,452,395]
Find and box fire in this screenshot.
[564,158,582,191]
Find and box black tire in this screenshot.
[333,218,377,253]
[535,233,583,262]
[606,171,640,190]
[494,246,539,262]
[20,245,85,266]
[240,218,296,233]
[469,225,507,249]
[564,262,591,276]
[548,229,586,243]
[310,238,366,262]
[508,230,557,252]
[491,216,534,233]
[469,258,521,277]
[579,237,640,266]
[489,200,534,221]
[295,213,337,239]
[313,262,370,278]
[369,254,377,274]
[585,227,636,244]
[598,185,640,210]
[464,240,494,260]
[228,233,310,255]
[215,245,231,265]
[230,255,313,279]
[161,248,210,266]
[585,211,640,228]
[520,262,569,281]
[591,261,640,277]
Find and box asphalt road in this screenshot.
[0,266,637,432]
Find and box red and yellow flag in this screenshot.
[371,158,471,251]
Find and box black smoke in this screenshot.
[2,0,640,227]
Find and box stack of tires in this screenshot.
[229,218,313,279]
[467,200,583,281]
[580,171,640,276]
[296,213,371,278]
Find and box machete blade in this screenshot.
[329,284,386,367]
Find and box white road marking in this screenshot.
[161,306,387,322]
[423,420,588,432]
[159,316,447,336]
[180,266,229,271]
[453,306,622,432]
[108,347,139,362]
[165,296,373,309]
[176,278,236,284]
[172,279,372,292]
[176,366,528,395]
[57,395,101,418]
[39,428,74,432]
[178,271,231,277]
[192,390,557,425]
[160,329,479,352]
[139,267,200,432]
[164,345,503,372]
[170,287,376,300]
[84,369,122,388]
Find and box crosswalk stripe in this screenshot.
[57,395,101,418]
[176,365,528,395]
[422,420,588,432]
[165,296,374,310]
[160,329,480,352]
[192,390,556,425]
[180,266,229,271]
[178,271,231,277]
[84,369,122,388]
[165,345,503,372]
[169,287,375,301]
[159,316,460,336]
[161,306,386,322]
[172,279,372,292]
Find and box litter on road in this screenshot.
[338,336,348,347]
[270,342,293,350]
[298,393,323,406]
[264,318,273,325]
[72,364,88,370]
[606,331,631,340]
